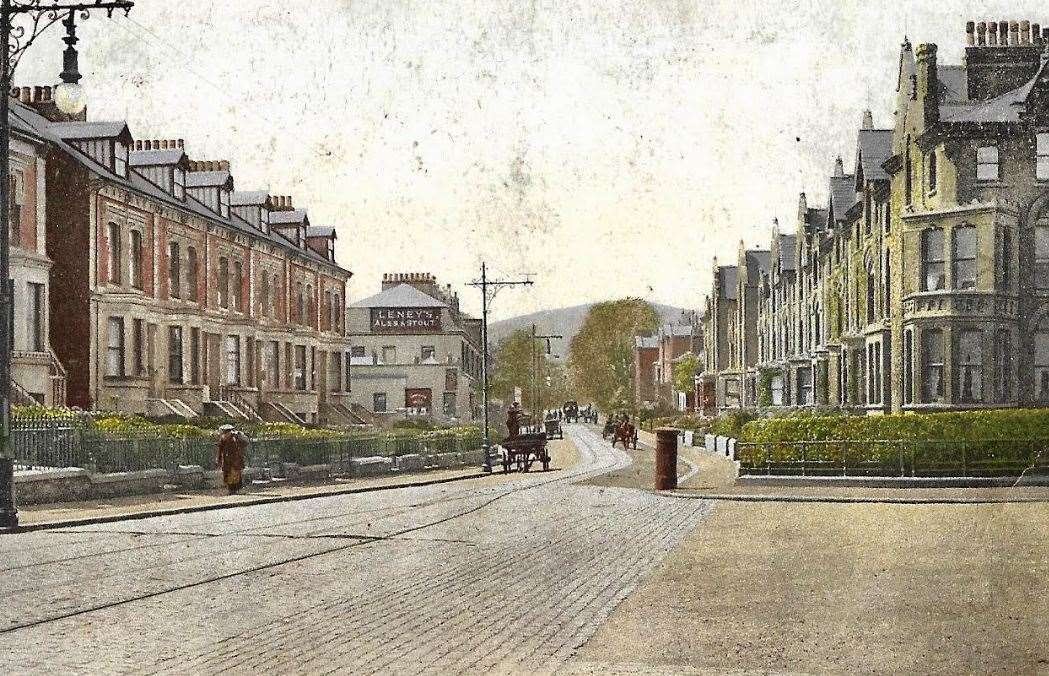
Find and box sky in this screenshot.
[14,1,1049,319]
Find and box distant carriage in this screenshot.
[499,432,551,472]
[544,415,563,440]
[612,420,638,450]
[562,400,580,423]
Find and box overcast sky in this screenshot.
[15,1,1049,319]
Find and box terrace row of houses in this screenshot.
[697,20,1049,415]
[7,88,482,424]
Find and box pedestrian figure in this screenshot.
[506,402,523,439]
[216,424,246,495]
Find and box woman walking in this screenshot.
[216,424,246,495]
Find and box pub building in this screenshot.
[344,273,483,422]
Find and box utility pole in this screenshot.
[530,324,561,426]
[468,263,532,472]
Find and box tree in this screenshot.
[567,298,659,413]
[490,329,573,412]
[672,352,700,394]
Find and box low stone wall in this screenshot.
[14,446,487,507]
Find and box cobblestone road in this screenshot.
[0,426,712,675]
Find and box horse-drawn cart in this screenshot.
[544,417,563,440]
[499,433,551,472]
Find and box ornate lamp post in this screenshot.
[0,0,133,528]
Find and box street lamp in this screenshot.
[0,0,134,529]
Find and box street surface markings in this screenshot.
[0,425,713,675]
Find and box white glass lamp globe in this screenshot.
[54,81,86,115]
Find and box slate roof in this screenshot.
[129,148,185,166]
[856,129,892,182]
[635,336,658,349]
[349,283,447,309]
[230,190,269,206]
[938,65,970,104]
[186,170,231,188]
[829,174,857,223]
[270,209,307,225]
[306,226,336,238]
[48,120,129,140]
[9,100,349,276]
[778,235,797,271]
[663,324,694,337]
[940,58,1048,124]
[718,265,738,299]
[745,250,771,271]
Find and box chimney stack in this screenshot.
[976,21,987,46]
[916,43,939,126]
[966,21,975,46]
[833,156,844,177]
[861,109,874,129]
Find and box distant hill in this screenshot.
[488,302,696,352]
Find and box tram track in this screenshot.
[0,425,634,635]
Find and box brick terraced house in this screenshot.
[700,21,1049,414]
[10,87,354,424]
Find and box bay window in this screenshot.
[923,329,945,403]
[956,330,982,403]
[952,225,977,289]
[921,228,945,291]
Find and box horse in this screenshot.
[612,421,637,450]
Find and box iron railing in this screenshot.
[9,411,482,476]
[736,439,1049,477]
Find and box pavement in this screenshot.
[0,426,713,675]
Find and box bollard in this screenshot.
[655,427,678,490]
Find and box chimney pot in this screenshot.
[999,21,1009,45]
[1043,27,1049,42]
[1020,20,1031,45]
[1009,21,1020,46]
[1034,23,1042,44]
[977,21,987,46]
[219,160,229,171]
[41,86,51,101]
[33,86,43,102]
[20,87,30,103]
[177,139,184,149]
[988,21,999,46]
[966,21,975,46]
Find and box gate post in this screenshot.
[654,427,678,491]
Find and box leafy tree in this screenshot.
[567,298,659,412]
[490,329,573,412]
[672,352,700,393]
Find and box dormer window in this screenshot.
[173,168,186,200]
[219,189,230,218]
[114,142,128,177]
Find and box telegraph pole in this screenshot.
[530,324,561,426]
[468,263,532,472]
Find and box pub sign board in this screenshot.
[371,307,442,334]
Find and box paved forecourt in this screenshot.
[0,425,712,675]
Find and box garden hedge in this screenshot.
[739,408,1049,443]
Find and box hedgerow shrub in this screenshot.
[740,408,1049,443]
